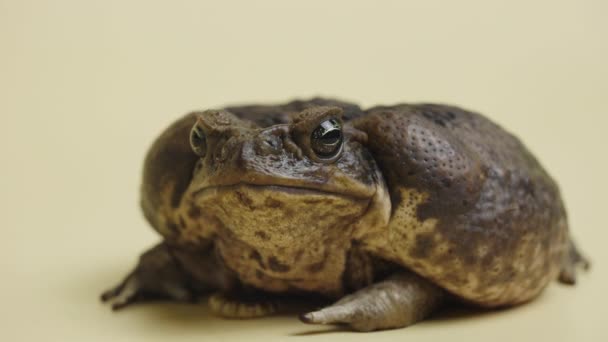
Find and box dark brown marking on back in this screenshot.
[410,233,435,259]
[306,260,326,273]
[264,197,283,208]
[250,250,265,269]
[254,230,270,240]
[188,206,201,219]
[167,221,179,234]
[268,256,291,273]
[294,249,305,262]
[235,190,255,209]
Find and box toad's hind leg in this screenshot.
[558,239,591,285]
[300,272,444,332]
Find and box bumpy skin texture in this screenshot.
[352,104,575,306]
[102,98,588,331]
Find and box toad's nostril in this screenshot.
[264,138,278,149]
[258,135,283,154]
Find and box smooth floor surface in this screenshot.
[1,1,607,341]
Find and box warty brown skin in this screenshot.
[102,98,589,331]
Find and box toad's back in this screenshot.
[354,103,571,306]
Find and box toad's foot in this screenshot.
[101,243,195,310]
[558,238,591,285]
[300,272,444,331]
[208,292,282,318]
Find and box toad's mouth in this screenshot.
[191,183,372,243]
[192,183,370,201]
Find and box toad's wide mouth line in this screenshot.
[192,183,370,201]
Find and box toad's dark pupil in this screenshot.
[311,119,343,158]
[190,125,207,157]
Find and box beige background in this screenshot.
[1,0,607,341]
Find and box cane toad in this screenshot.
[101,98,589,331]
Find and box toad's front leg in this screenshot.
[101,242,231,310]
[300,272,444,331]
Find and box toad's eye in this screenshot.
[190,124,207,157]
[310,119,343,160]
